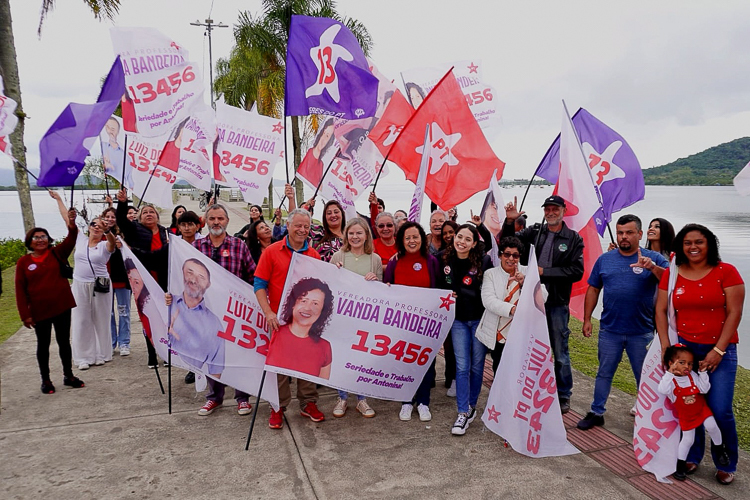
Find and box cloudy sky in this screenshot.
[3,0,750,190]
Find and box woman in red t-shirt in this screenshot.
[383,221,440,423]
[372,212,397,266]
[265,277,334,379]
[655,223,745,485]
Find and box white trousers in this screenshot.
[71,280,113,365]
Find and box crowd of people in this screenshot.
[14,186,744,485]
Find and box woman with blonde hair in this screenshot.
[329,218,383,418]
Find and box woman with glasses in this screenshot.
[372,212,397,266]
[438,224,494,436]
[71,216,116,370]
[15,191,84,393]
[479,237,539,373]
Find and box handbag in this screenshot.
[87,245,110,295]
[52,251,74,280]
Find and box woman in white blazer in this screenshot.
[478,236,546,373]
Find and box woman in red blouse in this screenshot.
[15,191,85,394]
[656,223,744,485]
[383,221,440,422]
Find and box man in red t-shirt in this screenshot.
[254,209,323,429]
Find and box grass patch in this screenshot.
[0,266,22,345]
[568,316,750,452]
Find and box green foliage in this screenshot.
[0,238,26,270]
[643,137,750,185]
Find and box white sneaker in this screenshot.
[630,405,637,417]
[120,346,130,356]
[446,380,457,398]
[78,362,90,370]
[333,397,348,417]
[399,403,413,421]
[417,404,432,422]
[94,360,105,366]
[451,413,469,435]
[356,399,376,418]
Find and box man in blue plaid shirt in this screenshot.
[193,204,257,417]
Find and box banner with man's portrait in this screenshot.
[264,253,455,402]
[168,236,279,408]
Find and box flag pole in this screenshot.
[121,134,128,188]
[244,370,268,450]
[371,151,390,192]
[70,184,74,210]
[103,162,110,198]
[561,100,614,243]
[311,148,341,200]
[136,164,159,210]
[167,302,172,415]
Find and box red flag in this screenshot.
[371,70,505,209]
[567,218,602,320]
[368,90,414,158]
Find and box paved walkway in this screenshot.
[1,196,746,499]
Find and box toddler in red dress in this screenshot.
[658,344,729,480]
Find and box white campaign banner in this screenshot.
[296,141,358,221]
[168,236,279,408]
[482,249,579,458]
[98,115,132,188]
[401,59,500,136]
[0,75,19,158]
[634,257,680,482]
[111,27,204,138]
[264,253,455,401]
[126,133,174,209]
[215,102,284,205]
[157,104,217,191]
[119,238,171,366]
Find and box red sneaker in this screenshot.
[198,400,221,416]
[269,408,285,429]
[300,401,325,422]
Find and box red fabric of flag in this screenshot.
[373,70,505,209]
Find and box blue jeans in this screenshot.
[591,330,653,415]
[546,304,573,399]
[110,288,131,349]
[451,320,487,414]
[679,339,738,473]
[337,390,365,401]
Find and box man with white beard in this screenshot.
[191,204,256,416]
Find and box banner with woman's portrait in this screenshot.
[167,236,279,408]
[264,253,455,402]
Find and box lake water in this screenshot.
[2,185,749,368]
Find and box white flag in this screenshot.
[634,256,680,482]
[482,247,579,458]
[0,75,19,158]
[127,133,175,209]
[408,124,431,222]
[486,169,505,266]
[558,104,601,232]
[733,161,750,196]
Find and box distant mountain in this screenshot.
[643,137,750,185]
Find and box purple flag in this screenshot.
[534,108,645,235]
[285,15,378,120]
[38,57,125,187]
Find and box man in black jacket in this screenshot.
[500,195,584,413]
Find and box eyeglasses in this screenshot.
[32,235,49,241]
[89,222,99,228]
[377,223,394,229]
[501,252,521,259]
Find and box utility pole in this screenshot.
[190,18,228,201]
[190,18,228,108]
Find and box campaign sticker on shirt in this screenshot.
[632,266,644,275]
[413,262,423,271]
[28,263,37,271]
[468,268,478,276]
[558,243,568,252]
[463,276,473,286]
[221,249,230,258]
[444,266,451,275]
[675,287,685,296]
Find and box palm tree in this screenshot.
[214,0,373,205]
[0,0,120,233]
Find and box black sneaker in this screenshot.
[184,372,195,384]
[712,442,730,467]
[673,459,687,481]
[41,379,56,394]
[451,413,470,436]
[559,398,571,414]
[467,406,477,424]
[63,376,85,389]
[576,412,604,430]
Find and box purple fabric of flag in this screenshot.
[38,57,125,187]
[285,15,378,120]
[534,108,645,235]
